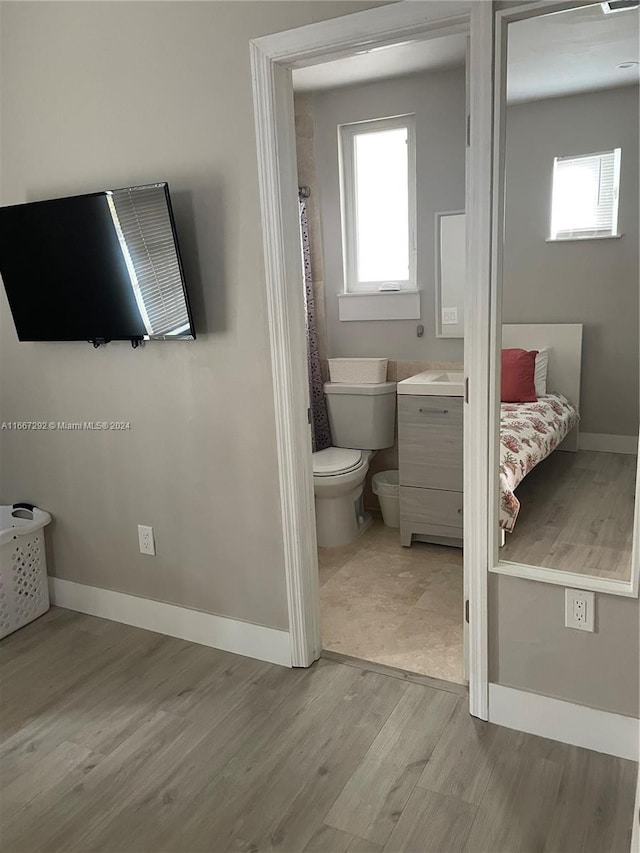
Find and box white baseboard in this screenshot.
[578,432,638,455]
[489,684,639,761]
[48,577,291,667]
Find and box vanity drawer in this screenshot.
[398,396,463,491]
[400,486,463,529]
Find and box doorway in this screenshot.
[250,0,492,718]
[293,50,467,684]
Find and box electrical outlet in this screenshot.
[138,524,155,556]
[565,589,594,631]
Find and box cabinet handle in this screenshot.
[419,408,449,415]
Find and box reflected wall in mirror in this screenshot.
[497,4,639,585]
[435,210,465,338]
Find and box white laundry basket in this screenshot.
[372,471,400,528]
[0,504,52,639]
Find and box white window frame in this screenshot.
[338,114,417,293]
[548,147,622,242]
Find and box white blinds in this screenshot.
[107,185,189,336]
[550,148,621,240]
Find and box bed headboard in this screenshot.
[502,323,583,451]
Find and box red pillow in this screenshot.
[501,349,538,403]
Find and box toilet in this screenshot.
[313,381,396,548]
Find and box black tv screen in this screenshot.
[0,182,195,344]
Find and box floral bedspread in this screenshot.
[500,393,579,531]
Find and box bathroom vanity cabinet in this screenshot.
[398,395,463,547]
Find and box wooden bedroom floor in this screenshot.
[1,607,637,853]
[502,449,637,581]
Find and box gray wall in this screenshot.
[312,69,466,362]
[2,2,638,722]
[0,0,380,631]
[503,86,639,436]
[489,574,639,718]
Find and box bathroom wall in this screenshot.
[302,67,467,365]
[295,70,467,511]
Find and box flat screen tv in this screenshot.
[0,182,195,346]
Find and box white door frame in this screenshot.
[250,0,493,719]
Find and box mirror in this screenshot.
[496,4,639,589]
[435,210,465,338]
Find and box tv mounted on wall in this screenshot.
[0,182,196,347]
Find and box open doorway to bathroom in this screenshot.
[292,38,467,686]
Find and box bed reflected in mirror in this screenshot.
[496,4,639,586]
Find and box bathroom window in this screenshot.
[339,114,416,293]
[549,148,621,241]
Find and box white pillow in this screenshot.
[534,348,550,396]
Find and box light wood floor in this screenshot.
[318,520,463,683]
[1,608,637,853]
[503,450,637,580]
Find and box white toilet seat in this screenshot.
[312,447,363,477]
[311,375,395,547]
[312,448,375,547]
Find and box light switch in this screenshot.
[442,307,458,325]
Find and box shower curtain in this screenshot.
[299,200,331,453]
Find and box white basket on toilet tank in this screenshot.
[0,504,52,639]
[328,358,388,384]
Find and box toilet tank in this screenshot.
[324,381,396,450]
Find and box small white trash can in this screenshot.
[372,470,400,528]
[0,504,52,639]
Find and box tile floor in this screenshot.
[318,517,464,683]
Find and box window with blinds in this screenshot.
[550,148,621,240]
[107,185,190,336]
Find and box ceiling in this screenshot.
[508,3,639,102]
[292,4,640,102]
[292,34,467,93]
